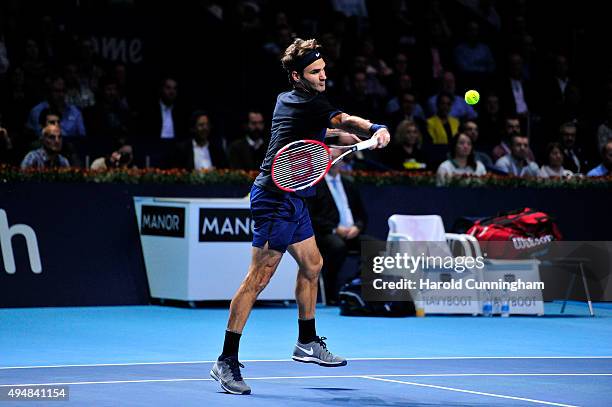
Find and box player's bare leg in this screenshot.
[227,244,283,333]
[288,236,347,367]
[211,243,283,394]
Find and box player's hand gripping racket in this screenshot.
[271,137,378,192]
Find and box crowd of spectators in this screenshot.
[1,0,611,180]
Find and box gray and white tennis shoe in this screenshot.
[292,336,347,367]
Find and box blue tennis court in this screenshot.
[1,302,611,406]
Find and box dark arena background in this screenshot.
[1,1,612,406]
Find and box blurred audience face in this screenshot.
[486,94,500,115]
[25,39,40,60]
[103,82,120,104]
[42,125,62,153]
[394,53,408,74]
[455,133,473,159]
[463,121,479,143]
[554,55,569,79]
[44,113,61,127]
[321,33,339,60]
[511,135,530,160]
[466,21,479,44]
[353,56,367,72]
[352,72,367,95]
[548,146,564,168]
[161,79,178,105]
[509,53,524,79]
[247,112,265,139]
[79,39,95,63]
[560,124,576,148]
[436,94,452,117]
[114,64,127,87]
[401,93,416,115]
[49,78,66,107]
[117,144,134,167]
[441,72,456,93]
[194,114,210,143]
[10,67,25,89]
[398,73,412,91]
[403,124,419,147]
[504,118,521,138]
[63,64,79,87]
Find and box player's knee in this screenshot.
[304,254,323,280]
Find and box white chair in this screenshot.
[387,214,475,257]
[386,214,484,315]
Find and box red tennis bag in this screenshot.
[467,208,562,259]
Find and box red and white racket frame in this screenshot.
[271,139,332,192]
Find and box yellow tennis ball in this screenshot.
[465,90,480,105]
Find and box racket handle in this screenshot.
[356,137,379,151]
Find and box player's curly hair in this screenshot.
[281,38,321,73]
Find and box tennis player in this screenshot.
[211,38,390,395]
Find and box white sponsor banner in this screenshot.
[134,197,297,301]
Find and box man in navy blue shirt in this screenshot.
[211,38,390,395]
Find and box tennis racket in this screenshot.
[271,137,378,192]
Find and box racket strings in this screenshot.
[272,142,330,189]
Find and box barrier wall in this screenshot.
[1,182,610,307]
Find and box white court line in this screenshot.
[362,376,579,407]
[2,356,612,370]
[1,373,612,387]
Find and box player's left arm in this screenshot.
[325,127,363,145]
[329,112,390,148]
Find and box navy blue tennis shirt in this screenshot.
[254,88,342,197]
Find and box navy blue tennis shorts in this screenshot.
[250,184,314,253]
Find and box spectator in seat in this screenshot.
[91,139,136,171]
[436,132,486,184]
[308,149,369,305]
[84,76,131,140]
[427,71,477,120]
[453,20,495,88]
[498,52,533,120]
[587,141,612,177]
[595,100,612,152]
[0,118,16,165]
[141,77,189,140]
[477,93,503,149]
[538,142,573,178]
[170,111,227,170]
[494,134,539,177]
[383,120,429,170]
[386,89,427,135]
[64,63,95,110]
[427,91,459,144]
[460,120,493,168]
[26,76,86,137]
[341,70,383,122]
[21,125,69,169]
[228,111,267,170]
[492,116,535,161]
[37,107,62,134]
[558,122,589,174]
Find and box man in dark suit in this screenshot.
[169,111,227,169]
[308,151,369,304]
[498,53,534,123]
[228,111,267,170]
[140,77,189,140]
